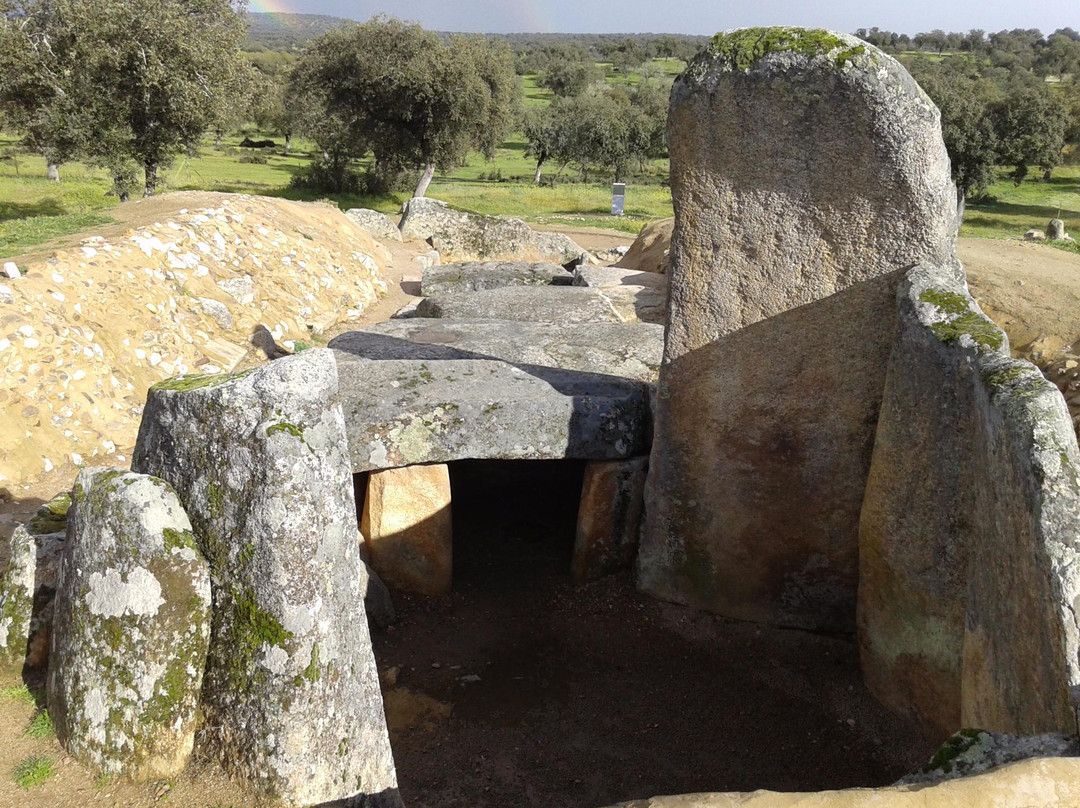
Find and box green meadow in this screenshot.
[1,63,1078,256]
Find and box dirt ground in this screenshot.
[373,461,935,808]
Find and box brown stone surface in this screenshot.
[573,457,648,584]
[596,758,1080,808]
[614,217,673,275]
[639,32,957,631]
[363,464,453,596]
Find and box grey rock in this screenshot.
[416,286,623,324]
[593,283,667,325]
[573,266,667,291]
[0,525,35,673]
[421,261,573,296]
[859,260,1080,738]
[1025,229,1047,241]
[0,283,12,304]
[334,354,652,472]
[1047,218,1070,241]
[346,208,403,242]
[399,197,583,264]
[216,275,254,305]
[329,319,663,383]
[898,730,1080,785]
[47,469,211,782]
[639,30,958,632]
[198,297,234,330]
[132,351,399,806]
[359,557,396,630]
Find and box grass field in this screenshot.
[2,64,1078,256]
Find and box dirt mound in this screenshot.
[0,192,391,495]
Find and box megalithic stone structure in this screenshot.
[638,28,958,632]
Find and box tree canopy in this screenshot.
[0,0,250,197]
[290,16,520,196]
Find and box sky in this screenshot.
[253,0,1078,36]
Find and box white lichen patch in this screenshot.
[86,567,165,618]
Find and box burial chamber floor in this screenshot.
[370,461,936,808]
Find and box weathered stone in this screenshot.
[572,265,667,291]
[573,457,648,584]
[639,29,957,632]
[898,729,1079,785]
[346,208,403,242]
[416,286,623,324]
[421,261,573,296]
[216,274,254,305]
[858,261,1080,738]
[614,218,673,274]
[592,283,667,325]
[329,319,663,382]
[0,525,36,673]
[132,351,400,806]
[334,354,652,472]
[1047,218,1068,241]
[359,555,396,630]
[198,297,234,330]
[47,468,210,782]
[1024,229,1046,241]
[398,197,583,263]
[362,465,453,596]
[595,758,1080,808]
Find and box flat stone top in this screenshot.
[334,353,651,471]
[328,319,663,382]
[421,261,573,296]
[415,285,624,324]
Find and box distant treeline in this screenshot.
[858,27,1080,75]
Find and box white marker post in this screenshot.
[611,183,626,216]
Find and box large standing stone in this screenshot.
[132,351,400,806]
[859,261,1080,738]
[573,457,648,584]
[639,28,957,631]
[47,469,211,781]
[346,208,403,242]
[362,465,453,596]
[0,525,35,674]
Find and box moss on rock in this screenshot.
[707,27,866,71]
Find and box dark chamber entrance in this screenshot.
[369,460,935,808]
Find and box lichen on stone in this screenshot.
[707,27,866,71]
[919,289,1004,351]
[29,493,71,534]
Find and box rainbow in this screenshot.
[246,0,558,33]
[248,0,294,14]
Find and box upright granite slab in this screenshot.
[0,525,35,674]
[47,469,210,781]
[334,354,651,472]
[858,261,1080,738]
[421,261,573,295]
[639,29,958,631]
[329,320,663,383]
[132,351,400,806]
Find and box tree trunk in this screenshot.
[413,163,435,198]
[215,130,223,149]
[46,163,60,182]
[284,132,292,153]
[533,154,545,185]
[144,162,158,197]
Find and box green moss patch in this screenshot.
[29,492,71,534]
[228,587,293,692]
[267,422,304,440]
[162,527,198,552]
[919,290,1004,351]
[150,367,255,393]
[708,27,865,71]
[919,728,986,775]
